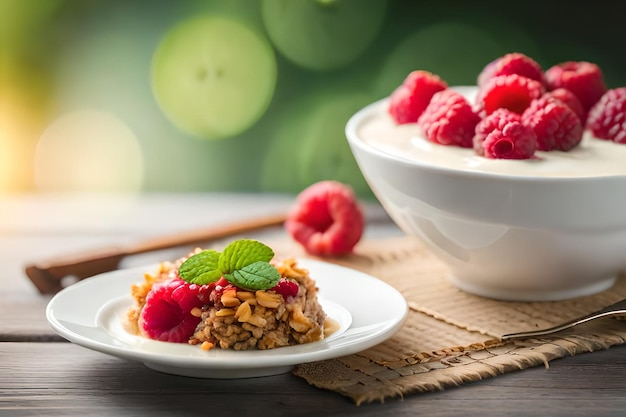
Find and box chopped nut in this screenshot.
[289,307,312,333]
[256,290,282,308]
[221,296,241,308]
[235,301,252,323]
[215,308,235,317]
[236,291,256,303]
[246,314,267,328]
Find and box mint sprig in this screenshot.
[178,239,281,290]
[178,249,222,284]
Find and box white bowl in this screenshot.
[345,88,626,301]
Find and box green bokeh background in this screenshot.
[2,0,625,198]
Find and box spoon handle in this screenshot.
[501,298,626,341]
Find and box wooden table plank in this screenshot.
[2,342,626,416]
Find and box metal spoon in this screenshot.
[501,298,626,341]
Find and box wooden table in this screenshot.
[2,193,626,416]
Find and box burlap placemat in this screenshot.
[270,235,626,405]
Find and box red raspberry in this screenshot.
[481,124,537,160]
[586,87,626,144]
[477,52,545,88]
[208,277,236,306]
[477,74,545,116]
[388,70,448,124]
[417,89,480,148]
[270,277,300,300]
[544,61,607,115]
[521,96,583,151]
[473,108,521,155]
[285,180,364,257]
[139,280,205,343]
[542,88,585,122]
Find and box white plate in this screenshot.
[46,258,408,379]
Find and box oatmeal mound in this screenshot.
[124,250,327,351]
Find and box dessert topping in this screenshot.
[521,96,583,151]
[474,109,537,159]
[417,89,480,148]
[544,60,608,117]
[477,52,546,88]
[586,87,626,144]
[388,70,448,124]
[178,239,281,291]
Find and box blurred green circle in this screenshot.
[261,84,375,198]
[151,16,277,140]
[261,0,388,71]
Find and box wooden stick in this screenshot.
[25,213,287,295]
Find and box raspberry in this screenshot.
[481,124,537,160]
[285,180,364,257]
[586,87,626,144]
[544,61,607,115]
[477,74,545,116]
[139,280,205,343]
[417,89,480,148]
[270,277,299,300]
[388,70,448,124]
[477,52,545,88]
[474,108,537,159]
[473,108,521,155]
[208,277,235,306]
[543,88,585,122]
[521,96,583,151]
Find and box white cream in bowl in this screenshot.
[359,86,626,178]
[346,86,626,301]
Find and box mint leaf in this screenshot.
[178,250,222,285]
[218,239,274,273]
[176,239,281,290]
[225,261,281,290]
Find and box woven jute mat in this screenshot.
[269,235,626,405]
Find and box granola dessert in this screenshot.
[123,239,327,351]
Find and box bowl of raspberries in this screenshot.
[346,52,626,302]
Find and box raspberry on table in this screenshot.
[544,61,608,116]
[543,88,586,123]
[521,96,583,151]
[285,180,364,257]
[586,87,626,144]
[477,74,545,116]
[477,52,545,88]
[418,89,481,148]
[388,70,448,124]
